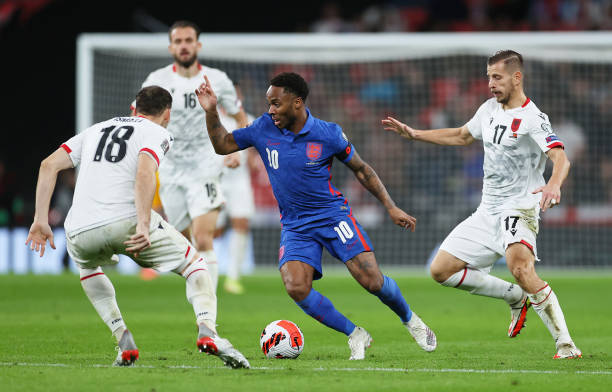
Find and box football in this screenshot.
[260,320,304,359]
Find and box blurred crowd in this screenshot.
[232,54,612,229]
[309,0,612,33]
[2,1,612,228]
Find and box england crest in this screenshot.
[306,142,322,161]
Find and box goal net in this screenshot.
[77,32,612,269]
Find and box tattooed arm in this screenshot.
[344,151,416,231]
[195,75,240,155]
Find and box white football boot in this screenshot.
[197,328,250,369]
[404,312,437,352]
[508,293,530,338]
[554,342,582,359]
[348,326,372,360]
[113,330,139,367]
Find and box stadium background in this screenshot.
[1,0,612,273]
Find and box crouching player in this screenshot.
[26,86,249,368]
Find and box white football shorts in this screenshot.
[159,176,225,232]
[66,210,193,273]
[439,205,540,272]
[219,166,255,220]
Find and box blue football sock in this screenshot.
[296,289,356,336]
[375,275,412,323]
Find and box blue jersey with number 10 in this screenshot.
[232,109,355,229]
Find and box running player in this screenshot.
[26,86,249,368]
[382,50,580,359]
[196,72,437,360]
[133,20,248,290]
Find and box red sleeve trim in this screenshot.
[60,144,72,154]
[547,142,564,150]
[140,148,160,166]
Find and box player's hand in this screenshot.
[532,183,561,212]
[224,152,241,169]
[195,75,218,112]
[25,221,56,257]
[124,223,151,257]
[382,117,417,140]
[388,206,417,232]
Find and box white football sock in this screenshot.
[528,283,572,346]
[203,249,219,292]
[79,267,126,343]
[227,230,247,281]
[182,257,218,335]
[442,267,524,304]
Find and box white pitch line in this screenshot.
[1,362,611,376]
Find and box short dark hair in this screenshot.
[270,72,309,102]
[487,50,523,71]
[168,20,200,40]
[135,86,172,116]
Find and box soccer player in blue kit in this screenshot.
[195,72,437,360]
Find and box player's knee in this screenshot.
[430,264,449,284]
[284,281,310,302]
[363,275,384,293]
[192,232,213,251]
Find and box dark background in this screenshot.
[0,0,382,214]
[1,0,609,226]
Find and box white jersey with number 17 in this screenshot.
[62,116,173,236]
[466,97,565,214]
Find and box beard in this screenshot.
[174,53,198,68]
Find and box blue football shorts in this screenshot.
[278,213,374,280]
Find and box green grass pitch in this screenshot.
[1,269,611,391]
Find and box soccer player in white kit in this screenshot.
[133,20,248,291]
[218,110,256,294]
[382,50,581,359]
[26,86,250,369]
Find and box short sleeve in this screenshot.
[465,101,490,140]
[233,116,265,150]
[139,126,173,168]
[330,124,355,163]
[528,112,565,152]
[215,73,242,116]
[61,131,87,168]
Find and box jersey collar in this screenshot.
[274,108,315,136]
[172,62,203,73]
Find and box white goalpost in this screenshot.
[76,32,612,268]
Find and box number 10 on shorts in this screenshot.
[334,221,354,243]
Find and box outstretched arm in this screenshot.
[382,117,475,146]
[532,147,571,212]
[26,148,74,256]
[344,151,416,231]
[195,75,240,155]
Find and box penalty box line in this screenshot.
[1,362,611,375]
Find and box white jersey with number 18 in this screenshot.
[62,116,173,236]
[466,97,565,214]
